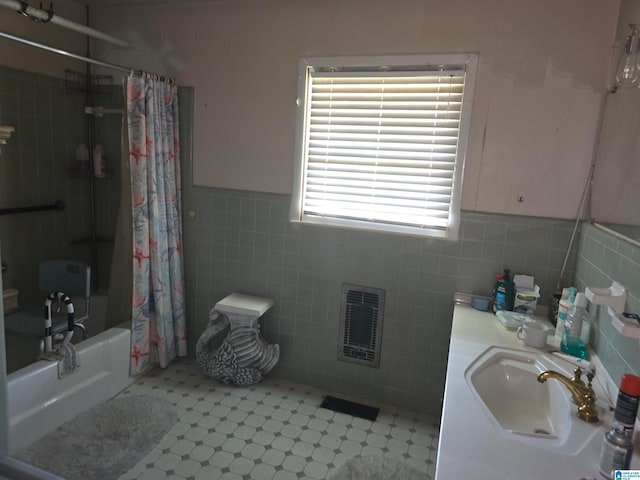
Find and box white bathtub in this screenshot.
[7,325,134,454]
[4,293,109,374]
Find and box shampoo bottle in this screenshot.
[561,292,592,359]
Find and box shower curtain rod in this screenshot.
[0,0,129,47]
[0,30,171,81]
[0,30,128,72]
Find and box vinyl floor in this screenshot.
[117,358,439,480]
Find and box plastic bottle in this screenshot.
[598,423,634,479]
[561,292,592,359]
[554,287,577,340]
[93,144,107,178]
[493,269,515,312]
[492,273,502,310]
[598,374,640,479]
[613,373,640,431]
[75,144,89,177]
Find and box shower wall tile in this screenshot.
[0,67,86,303]
[575,223,640,384]
[0,66,122,304]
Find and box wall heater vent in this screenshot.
[338,284,385,368]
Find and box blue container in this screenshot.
[471,297,491,312]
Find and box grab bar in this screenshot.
[0,200,65,216]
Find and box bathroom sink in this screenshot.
[465,346,603,454]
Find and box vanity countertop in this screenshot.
[435,304,632,479]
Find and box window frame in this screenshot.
[290,53,478,240]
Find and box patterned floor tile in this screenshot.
[117,358,440,480]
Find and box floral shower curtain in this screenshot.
[126,74,187,375]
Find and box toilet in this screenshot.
[196,293,279,385]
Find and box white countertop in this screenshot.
[435,304,620,480]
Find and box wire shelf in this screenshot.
[64,69,115,94]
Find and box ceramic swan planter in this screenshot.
[196,308,279,385]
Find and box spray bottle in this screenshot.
[599,374,640,479]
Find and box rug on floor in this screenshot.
[329,455,427,480]
[15,395,177,480]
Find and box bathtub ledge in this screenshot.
[0,456,63,480]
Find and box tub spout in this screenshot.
[537,367,599,423]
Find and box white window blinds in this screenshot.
[291,55,477,240]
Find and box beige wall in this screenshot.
[591,0,640,226]
[91,1,616,218]
[0,0,625,220]
[0,0,86,77]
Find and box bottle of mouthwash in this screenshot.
[493,269,515,312]
[554,287,577,341]
[561,292,592,359]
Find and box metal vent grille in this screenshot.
[338,284,385,368]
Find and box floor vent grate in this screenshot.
[320,395,380,421]
[338,284,385,368]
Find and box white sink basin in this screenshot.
[465,346,604,454]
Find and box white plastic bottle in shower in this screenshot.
[75,144,89,177]
[93,144,107,178]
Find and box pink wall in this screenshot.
[592,0,640,226]
[86,0,618,219]
[0,0,86,77]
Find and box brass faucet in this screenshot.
[537,367,599,423]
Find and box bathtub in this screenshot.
[6,324,134,454]
[4,292,109,374]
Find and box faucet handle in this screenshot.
[578,392,599,423]
[572,367,583,382]
[586,370,595,388]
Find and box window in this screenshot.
[290,54,478,240]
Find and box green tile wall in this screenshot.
[575,222,640,384]
[600,224,640,244]
[0,66,121,303]
[177,86,579,414]
[0,75,593,416]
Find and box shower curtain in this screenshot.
[126,74,187,375]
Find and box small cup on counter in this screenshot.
[516,320,550,348]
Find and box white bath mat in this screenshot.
[329,455,428,480]
[15,395,177,480]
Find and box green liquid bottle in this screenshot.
[561,292,592,359]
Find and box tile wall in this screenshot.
[575,222,640,383]
[180,88,579,415]
[0,66,121,302]
[600,224,640,244]
[1,76,587,415]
